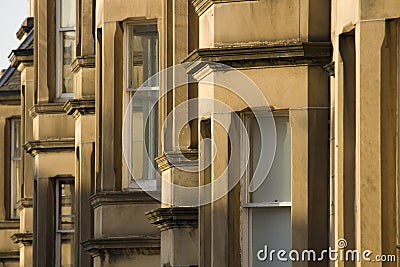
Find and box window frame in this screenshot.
[123,21,160,191]
[56,0,76,99]
[54,177,75,267]
[241,110,292,267]
[9,118,21,220]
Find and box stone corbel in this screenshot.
[146,207,198,232]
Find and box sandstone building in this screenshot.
[0,0,399,267]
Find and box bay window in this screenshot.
[56,0,76,98]
[243,113,292,267]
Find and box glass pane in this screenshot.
[128,90,158,180]
[60,233,74,267]
[60,0,76,28]
[128,25,159,88]
[12,119,21,158]
[61,32,76,94]
[249,116,291,203]
[251,207,291,267]
[58,182,74,231]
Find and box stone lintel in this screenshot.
[146,207,198,232]
[11,232,33,246]
[183,42,332,71]
[90,191,160,209]
[63,97,95,120]
[82,236,160,257]
[23,138,75,156]
[155,150,199,172]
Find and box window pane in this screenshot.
[60,0,76,28]
[10,119,21,219]
[128,90,158,180]
[249,116,291,203]
[61,233,74,267]
[12,119,21,158]
[251,207,291,267]
[61,32,76,94]
[58,181,74,231]
[128,25,159,88]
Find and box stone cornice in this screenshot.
[23,138,75,156]
[192,0,257,16]
[16,17,34,40]
[155,150,199,172]
[183,42,332,71]
[71,55,95,74]
[63,97,95,120]
[323,61,335,77]
[90,191,160,209]
[0,221,20,230]
[0,92,20,105]
[146,207,198,232]
[10,49,33,68]
[0,251,19,260]
[29,102,67,118]
[82,236,160,257]
[11,233,33,246]
[17,198,33,210]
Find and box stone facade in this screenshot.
[0,0,399,267]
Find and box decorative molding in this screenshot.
[90,191,160,209]
[323,61,335,77]
[183,42,332,71]
[9,49,33,68]
[192,0,258,16]
[82,236,160,257]
[0,251,19,261]
[0,92,20,105]
[17,198,33,210]
[16,17,34,40]
[63,97,95,120]
[146,207,198,232]
[29,102,67,118]
[0,221,20,230]
[155,150,199,173]
[11,232,33,246]
[71,55,96,74]
[23,138,75,156]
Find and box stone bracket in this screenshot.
[146,207,198,232]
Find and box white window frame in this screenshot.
[54,178,75,267]
[56,0,76,99]
[123,21,159,191]
[10,118,21,219]
[241,111,292,267]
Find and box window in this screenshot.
[55,179,75,267]
[127,24,159,89]
[56,0,76,98]
[125,23,159,190]
[10,118,21,219]
[243,113,292,267]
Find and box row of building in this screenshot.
[0,0,399,266]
